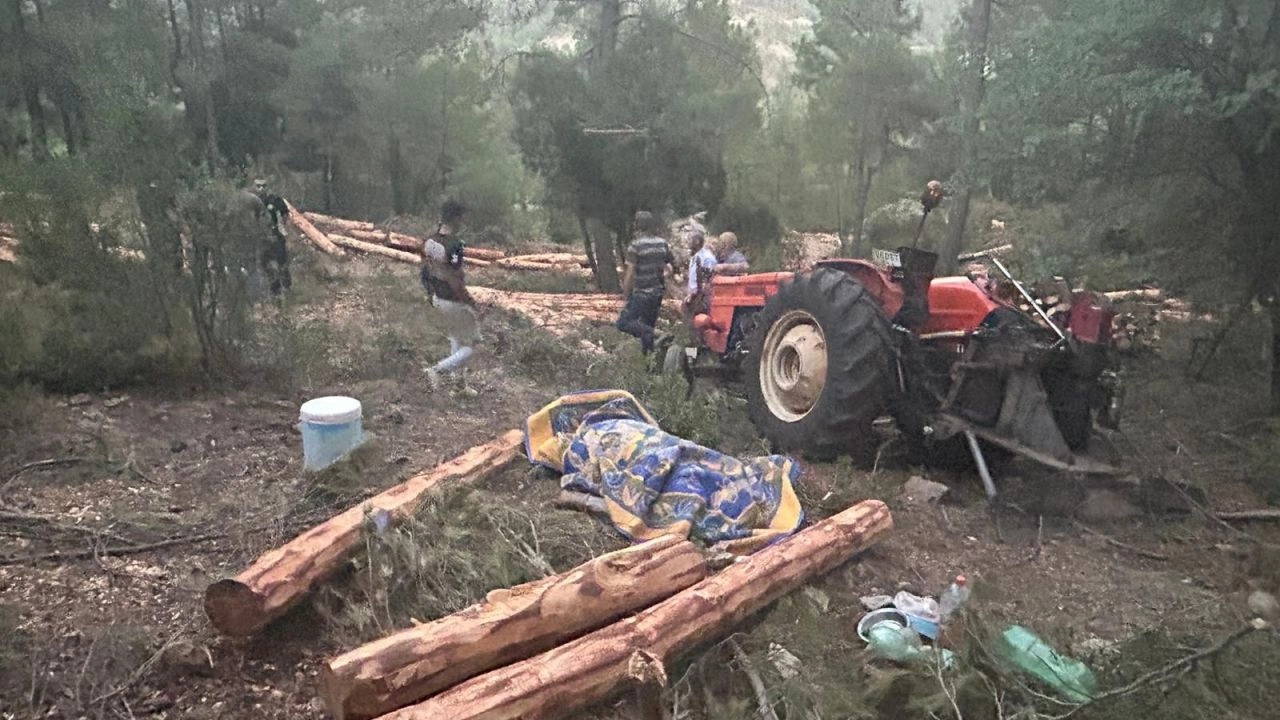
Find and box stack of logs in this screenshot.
[1012,280,1176,355]
[294,209,590,274]
[203,430,894,720]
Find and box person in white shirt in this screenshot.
[686,231,719,299]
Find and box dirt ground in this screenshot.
[3,247,1280,719]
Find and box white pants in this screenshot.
[432,297,478,373]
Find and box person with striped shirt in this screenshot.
[616,211,675,354]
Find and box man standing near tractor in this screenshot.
[616,210,676,354]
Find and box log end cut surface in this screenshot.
[204,579,267,637]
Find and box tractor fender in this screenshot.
[813,259,904,318]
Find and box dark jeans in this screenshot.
[260,233,291,295]
[616,291,664,353]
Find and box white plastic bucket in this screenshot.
[299,396,364,471]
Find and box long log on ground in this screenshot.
[306,212,378,234]
[464,247,506,262]
[495,258,590,273]
[341,227,421,250]
[328,234,420,264]
[338,228,491,267]
[381,499,893,720]
[286,201,344,256]
[1105,288,1163,302]
[204,430,524,637]
[503,252,590,266]
[305,214,506,261]
[319,536,707,720]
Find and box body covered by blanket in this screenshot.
[545,396,803,553]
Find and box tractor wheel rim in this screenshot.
[759,310,827,422]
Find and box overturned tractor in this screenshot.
[674,189,1123,491]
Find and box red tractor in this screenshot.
[677,191,1123,491]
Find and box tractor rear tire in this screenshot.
[745,268,894,459]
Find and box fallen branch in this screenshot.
[728,638,780,720]
[319,536,707,720]
[286,201,344,256]
[0,532,227,566]
[1047,622,1265,719]
[1074,522,1169,561]
[2,457,88,494]
[204,430,524,637]
[1215,509,1280,522]
[379,500,893,720]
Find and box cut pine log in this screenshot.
[204,430,524,637]
[306,212,378,234]
[328,235,420,264]
[1104,288,1163,302]
[319,536,707,720]
[464,247,506,262]
[337,229,490,267]
[286,201,344,256]
[503,252,590,266]
[341,227,420,251]
[380,499,893,720]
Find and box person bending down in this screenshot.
[616,210,675,354]
[421,200,480,393]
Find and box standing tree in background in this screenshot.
[796,0,938,256]
[937,0,992,272]
[511,0,763,291]
[978,0,1280,410]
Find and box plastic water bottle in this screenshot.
[938,574,970,621]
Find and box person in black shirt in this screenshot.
[421,200,480,392]
[616,211,675,354]
[252,178,291,295]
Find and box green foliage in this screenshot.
[975,0,1280,301]
[317,485,616,644]
[510,1,766,253]
[711,197,784,251]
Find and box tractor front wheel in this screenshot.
[745,268,894,459]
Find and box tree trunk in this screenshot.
[11,0,48,162]
[586,216,620,292]
[58,103,76,156]
[187,0,220,174]
[323,151,335,212]
[938,0,993,274]
[437,56,452,197]
[319,536,708,720]
[593,0,621,76]
[378,500,893,720]
[577,212,598,274]
[389,133,407,215]
[1270,301,1280,415]
[848,157,875,257]
[204,430,524,637]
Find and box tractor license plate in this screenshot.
[872,248,902,268]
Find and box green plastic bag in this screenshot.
[996,625,1098,703]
